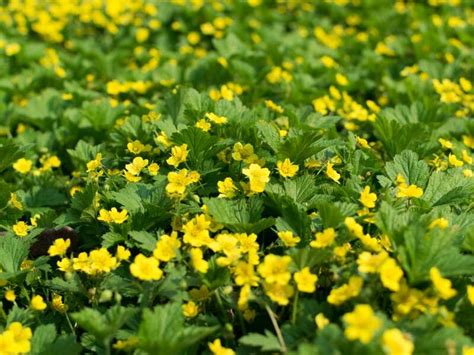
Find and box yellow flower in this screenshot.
[326,162,341,183]
[5,43,21,56]
[343,304,382,344]
[263,282,294,306]
[0,322,32,354]
[190,248,209,273]
[130,254,163,281]
[232,142,258,163]
[277,231,301,247]
[148,163,160,176]
[396,184,423,198]
[233,261,259,286]
[359,186,377,208]
[438,138,453,149]
[448,154,464,167]
[97,208,129,224]
[380,258,404,292]
[258,254,292,285]
[336,73,349,86]
[265,100,284,113]
[382,328,414,355]
[182,301,199,318]
[135,27,149,42]
[48,238,71,257]
[315,313,330,330]
[89,248,119,274]
[153,232,181,262]
[208,339,235,355]
[30,295,47,311]
[196,119,211,132]
[428,218,449,230]
[206,112,228,125]
[294,267,318,293]
[327,276,363,305]
[9,193,23,210]
[125,157,149,175]
[357,251,388,273]
[5,289,16,302]
[467,285,474,305]
[430,267,457,300]
[57,257,74,273]
[52,294,68,313]
[218,177,238,198]
[167,144,188,167]
[13,158,33,174]
[116,245,131,261]
[12,221,29,237]
[277,159,299,178]
[310,228,336,248]
[242,164,270,193]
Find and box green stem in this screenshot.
[291,291,299,325]
[265,304,287,354]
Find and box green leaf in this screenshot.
[423,171,474,206]
[385,150,430,187]
[0,138,24,173]
[0,235,30,273]
[239,330,281,352]
[31,324,57,355]
[138,302,218,354]
[129,231,156,251]
[256,120,281,153]
[204,197,274,234]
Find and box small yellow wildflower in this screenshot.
[277,159,299,178]
[97,208,129,224]
[182,301,199,318]
[277,231,300,247]
[326,162,341,183]
[208,339,235,355]
[13,158,33,174]
[430,267,457,300]
[315,313,330,329]
[310,228,336,248]
[343,304,382,344]
[294,267,318,293]
[130,254,163,281]
[12,221,29,237]
[167,144,188,167]
[359,186,377,208]
[190,248,209,273]
[396,184,423,198]
[429,218,449,230]
[48,238,71,257]
[382,328,414,355]
[242,164,270,193]
[218,177,238,198]
[30,295,47,311]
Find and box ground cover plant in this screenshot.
[0,0,473,354]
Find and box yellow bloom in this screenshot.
[12,221,29,237]
[167,144,188,167]
[97,208,129,224]
[9,193,23,210]
[5,289,16,302]
[153,232,181,262]
[47,238,71,257]
[357,251,388,273]
[5,43,21,56]
[380,258,404,292]
[336,73,349,86]
[190,248,209,273]
[310,228,336,248]
[148,163,160,176]
[13,158,33,174]
[233,261,259,286]
[467,285,474,305]
[315,313,330,329]
[183,215,212,247]
[382,328,414,355]
[294,267,318,293]
[57,257,74,273]
[343,304,382,344]
[448,154,464,167]
[52,294,68,313]
[232,142,258,164]
[359,186,377,208]
[428,218,449,230]
[206,112,228,125]
[396,184,423,198]
[116,245,131,261]
[218,177,238,198]
[130,254,163,281]
[242,164,270,193]
[208,339,235,355]
[0,322,32,354]
[265,100,284,113]
[438,138,453,149]
[326,162,341,183]
[196,119,211,132]
[258,254,292,285]
[430,267,457,300]
[125,157,149,175]
[88,248,119,274]
[327,276,363,305]
[263,282,294,306]
[182,301,199,318]
[30,295,47,311]
[277,231,300,247]
[277,159,299,178]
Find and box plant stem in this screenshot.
[291,291,299,325]
[265,304,287,354]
